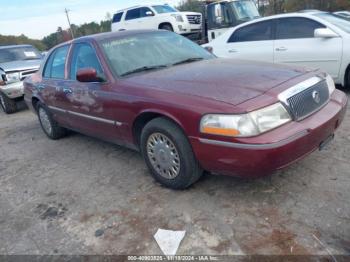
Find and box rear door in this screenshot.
[217,20,274,62]
[40,45,70,126]
[274,17,342,79]
[124,8,142,30]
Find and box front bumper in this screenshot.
[0,81,24,99]
[175,23,201,34]
[190,90,348,178]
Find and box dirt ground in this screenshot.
[0,88,349,257]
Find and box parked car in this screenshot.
[334,11,350,20]
[24,30,347,189]
[111,4,202,36]
[0,45,42,113]
[203,11,350,88]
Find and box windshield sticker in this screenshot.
[103,38,136,48]
[24,51,37,57]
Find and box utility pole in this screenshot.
[64,8,75,39]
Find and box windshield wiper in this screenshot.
[120,65,168,77]
[172,57,204,66]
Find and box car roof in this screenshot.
[0,44,34,50]
[232,11,328,27]
[73,29,163,43]
[114,3,169,13]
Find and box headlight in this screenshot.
[171,14,184,22]
[5,72,21,84]
[200,103,291,137]
[325,74,335,95]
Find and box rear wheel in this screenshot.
[159,24,173,32]
[37,102,66,140]
[141,117,203,189]
[0,92,17,114]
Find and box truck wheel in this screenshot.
[141,117,203,189]
[159,24,173,32]
[37,102,66,140]
[0,92,17,114]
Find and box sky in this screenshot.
[0,0,183,39]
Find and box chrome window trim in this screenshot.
[48,106,122,126]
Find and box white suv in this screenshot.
[111,4,202,36]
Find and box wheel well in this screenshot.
[32,97,40,112]
[158,22,173,30]
[133,112,178,148]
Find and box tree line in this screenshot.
[1,0,349,51]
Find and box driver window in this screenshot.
[70,43,104,80]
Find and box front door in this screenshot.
[58,42,122,142]
[274,17,342,80]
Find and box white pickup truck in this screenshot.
[111,4,202,36]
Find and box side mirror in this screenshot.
[146,11,154,16]
[314,28,338,38]
[76,68,104,83]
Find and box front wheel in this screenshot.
[37,103,66,140]
[0,92,17,114]
[141,117,203,189]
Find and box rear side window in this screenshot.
[276,17,326,39]
[70,43,104,80]
[228,20,273,42]
[112,12,123,23]
[43,45,69,79]
[125,8,141,20]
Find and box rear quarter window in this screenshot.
[113,12,123,23]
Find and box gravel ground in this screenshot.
[0,88,349,257]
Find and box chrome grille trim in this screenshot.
[278,77,330,121]
[186,15,201,24]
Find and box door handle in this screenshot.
[228,49,238,53]
[63,88,72,94]
[276,47,288,51]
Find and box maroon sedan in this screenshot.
[24,30,347,189]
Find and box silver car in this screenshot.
[0,45,42,114]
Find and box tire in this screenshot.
[346,68,350,89]
[141,117,203,189]
[0,92,17,114]
[159,24,173,32]
[37,102,66,140]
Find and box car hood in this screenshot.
[0,59,41,73]
[124,58,312,106]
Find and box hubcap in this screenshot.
[147,133,180,179]
[39,108,52,134]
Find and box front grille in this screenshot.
[20,69,38,80]
[286,80,329,121]
[186,15,201,24]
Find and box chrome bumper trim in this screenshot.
[198,130,309,150]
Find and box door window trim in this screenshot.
[68,42,107,83]
[42,44,71,80]
[275,17,326,40]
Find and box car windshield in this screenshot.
[231,0,260,21]
[0,46,42,63]
[100,31,214,77]
[152,5,178,14]
[314,13,350,33]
